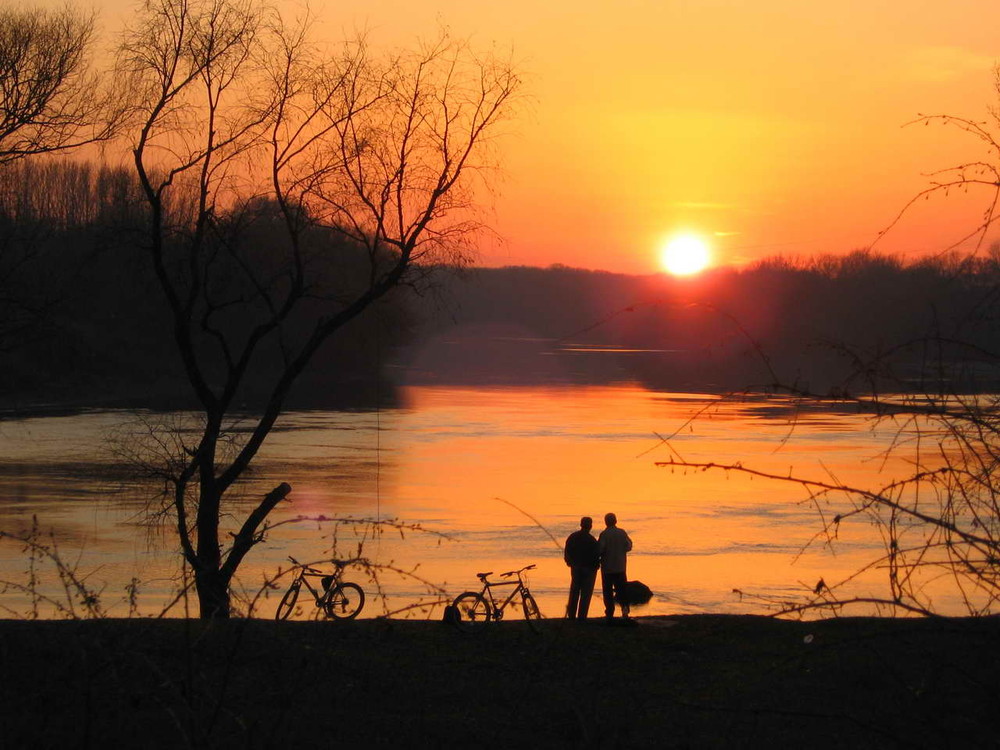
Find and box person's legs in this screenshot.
[567,569,582,619]
[612,575,630,619]
[601,568,616,618]
[578,568,597,619]
[603,572,627,619]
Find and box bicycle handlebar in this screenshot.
[499,563,536,579]
[287,556,347,575]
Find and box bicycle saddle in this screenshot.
[476,572,493,581]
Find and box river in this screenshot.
[0,384,930,620]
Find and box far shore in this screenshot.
[2,613,998,748]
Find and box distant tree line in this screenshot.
[6,159,999,408]
[400,251,1000,394]
[0,159,412,410]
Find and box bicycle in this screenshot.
[274,557,365,621]
[450,564,542,633]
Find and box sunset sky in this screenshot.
[95,0,1000,274]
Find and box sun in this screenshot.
[659,235,711,276]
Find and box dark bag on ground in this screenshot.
[442,604,460,625]
[617,580,653,607]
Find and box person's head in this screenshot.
[580,516,593,531]
[604,512,617,527]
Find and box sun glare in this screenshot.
[660,235,711,276]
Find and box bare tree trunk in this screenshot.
[194,485,225,617]
[194,565,232,619]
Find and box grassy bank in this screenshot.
[2,614,998,748]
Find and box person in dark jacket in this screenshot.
[564,516,600,619]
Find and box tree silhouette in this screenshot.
[0,6,120,163]
[119,0,521,618]
[0,6,124,378]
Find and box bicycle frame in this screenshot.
[476,565,535,621]
[291,567,335,607]
[288,557,344,607]
[275,556,365,621]
[449,563,540,632]
[479,581,523,619]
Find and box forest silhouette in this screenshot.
[4,159,1000,411]
[0,161,408,411]
[404,253,1000,394]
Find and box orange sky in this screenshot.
[90,0,1000,273]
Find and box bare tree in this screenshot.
[0,5,128,376]
[0,5,120,163]
[118,0,520,618]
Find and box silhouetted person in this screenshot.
[564,516,600,619]
[598,512,633,621]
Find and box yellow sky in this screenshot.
[89,0,1000,273]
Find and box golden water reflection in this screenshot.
[0,385,943,619]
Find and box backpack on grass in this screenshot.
[442,604,460,625]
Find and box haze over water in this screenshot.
[0,384,929,620]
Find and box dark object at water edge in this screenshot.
[618,580,653,606]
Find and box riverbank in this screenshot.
[2,614,998,748]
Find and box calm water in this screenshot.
[0,384,930,619]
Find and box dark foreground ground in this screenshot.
[2,614,998,749]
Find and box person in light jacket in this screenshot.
[598,512,633,621]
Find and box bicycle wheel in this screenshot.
[325,582,365,619]
[521,591,542,632]
[451,591,491,633]
[275,581,300,621]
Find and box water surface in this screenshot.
[0,384,926,619]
